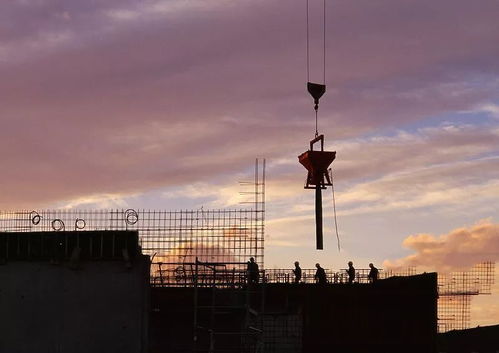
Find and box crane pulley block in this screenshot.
[307,82,326,111]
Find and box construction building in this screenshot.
[0,163,494,352]
[0,226,437,353]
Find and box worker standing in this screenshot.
[293,261,302,284]
[347,261,355,284]
[315,263,327,284]
[368,263,379,283]
[247,257,259,284]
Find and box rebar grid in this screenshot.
[438,261,495,295]
[437,296,471,332]
[0,209,264,274]
[437,262,495,332]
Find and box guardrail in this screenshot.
[150,264,394,288]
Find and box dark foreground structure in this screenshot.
[151,274,438,353]
[438,324,499,353]
[1,229,438,353]
[0,230,150,353]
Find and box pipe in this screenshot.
[315,184,323,250]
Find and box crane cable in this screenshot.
[306,0,326,137]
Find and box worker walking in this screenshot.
[368,263,379,283]
[247,257,260,284]
[347,261,355,284]
[314,263,327,284]
[293,261,302,284]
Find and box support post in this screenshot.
[193,257,199,348]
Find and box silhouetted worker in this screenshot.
[247,257,259,284]
[368,263,379,283]
[347,261,355,284]
[293,261,302,284]
[314,263,327,284]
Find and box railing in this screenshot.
[151,261,250,288]
[263,268,383,284]
[150,265,391,288]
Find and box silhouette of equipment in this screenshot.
[298,134,336,250]
[307,82,326,111]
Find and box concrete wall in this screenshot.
[0,253,149,353]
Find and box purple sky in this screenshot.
[1,0,499,326]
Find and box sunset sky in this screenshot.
[1,0,498,326]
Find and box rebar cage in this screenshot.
[437,261,495,332]
[0,208,265,285]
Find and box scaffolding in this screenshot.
[193,260,265,353]
[0,208,263,275]
[0,160,266,283]
[437,261,495,332]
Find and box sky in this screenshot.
[1,0,499,327]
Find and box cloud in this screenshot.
[53,193,131,209]
[1,0,499,209]
[153,242,239,267]
[259,124,499,221]
[334,124,499,183]
[335,160,499,217]
[382,220,499,328]
[160,181,246,209]
[383,221,499,272]
[471,274,499,327]
[480,103,499,119]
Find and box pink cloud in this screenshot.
[383,221,499,328]
[384,221,499,272]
